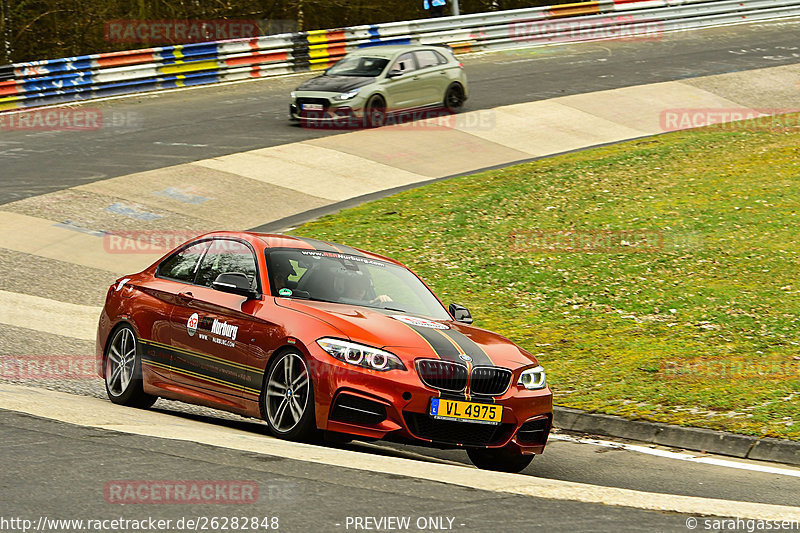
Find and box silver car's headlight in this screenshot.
[317,338,405,371]
[518,366,547,390]
[333,88,360,101]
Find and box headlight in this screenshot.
[317,338,405,371]
[290,91,296,99]
[518,366,546,390]
[333,88,360,101]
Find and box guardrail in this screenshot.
[2,0,799,112]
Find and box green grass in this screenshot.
[293,118,800,439]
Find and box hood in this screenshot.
[275,299,537,369]
[296,75,375,94]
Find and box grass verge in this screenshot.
[293,117,800,439]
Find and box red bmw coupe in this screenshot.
[97,232,552,472]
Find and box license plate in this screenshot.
[429,399,502,425]
[302,103,323,111]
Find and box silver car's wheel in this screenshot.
[365,96,386,128]
[264,351,314,437]
[104,324,156,408]
[444,84,465,112]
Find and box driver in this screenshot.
[271,257,296,292]
[338,269,392,305]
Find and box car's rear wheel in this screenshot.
[104,325,156,408]
[262,350,318,441]
[365,95,386,128]
[467,447,534,473]
[444,84,465,113]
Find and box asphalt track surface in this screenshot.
[2,18,800,205]
[0,410,694,533]
[2,18,800,531]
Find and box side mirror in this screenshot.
[449,303,473,324]
[212,273,258,299]
[387,69,404,79]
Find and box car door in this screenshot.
[168,238,264,405]
[413,50,449,107]
[382,52,422,111]
[140,240,211,382]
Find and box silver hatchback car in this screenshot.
[289,44,468,127]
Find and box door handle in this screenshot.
[178,291,194,302]
[413,76,420,80]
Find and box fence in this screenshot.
[2,0,799,111]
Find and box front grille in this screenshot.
[416,360,468,393]
[296,97,330,116]
[329,394,387,426]
[470,366,512,396]
[516,417,551,444]
[403,412,513,447]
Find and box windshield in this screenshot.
[266,248,450,320]
[326,55,389,77]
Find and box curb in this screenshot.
[553,406,800,467]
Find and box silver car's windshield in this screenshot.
[326,56,390,77]
[266,248,450,320]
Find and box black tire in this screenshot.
[467,447,534,473]
[364,95,386,128]
[444,84,465,113]
[104,324,157,408]
[261,350,319,442]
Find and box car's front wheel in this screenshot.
[467,446,534,473]
[262,350,318,441]
[365,95,386,128]
[104,325,157,408]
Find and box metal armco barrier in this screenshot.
[2,0,799,111]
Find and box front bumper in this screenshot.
[309,347,553,454]
[290,92,367,123]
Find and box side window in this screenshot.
[415,50,441,69]
[157,241,209,283]
[391,53,417,74]
[195,239,258,289]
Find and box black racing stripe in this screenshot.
[140,340,262,394]
[439,329,494,367]
[406,326,462,362]
[329,243,366,256]
[294,236,366,257]
[140,341,171,366]
[293,236,340,253]
[171,349,262,393]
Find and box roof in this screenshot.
[248,232,404,267]
[346,43,451,59]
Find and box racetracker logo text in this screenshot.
[104,480,258,504]
[104,19,260,43]
[0,109,102,131]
